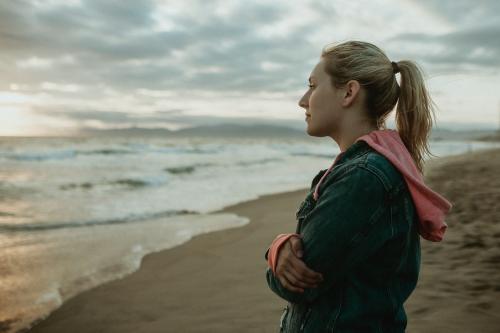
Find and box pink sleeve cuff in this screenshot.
[267,233,300,275]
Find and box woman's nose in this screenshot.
[298,94,308,109]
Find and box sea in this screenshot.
[0,135,498,332]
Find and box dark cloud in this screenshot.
[388,24,500,72]
[0,0,315,93]
[3,0,498,92]
[388,0,500,72]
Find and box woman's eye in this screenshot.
[308,84,314,88]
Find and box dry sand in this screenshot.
[28,148,500,333]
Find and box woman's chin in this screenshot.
[306,125,327,138]
[306,126,316,136]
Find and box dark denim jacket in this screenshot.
[265,140,421,332]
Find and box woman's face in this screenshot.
[298,58,346,137]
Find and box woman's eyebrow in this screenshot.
[308,76,315,82]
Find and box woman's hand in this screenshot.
[275,235,324,293]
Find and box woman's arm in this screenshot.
[266,165,395,303]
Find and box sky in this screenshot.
[0,0,499,136]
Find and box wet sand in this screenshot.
[28,148,500,332]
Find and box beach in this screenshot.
[27,148,500,333]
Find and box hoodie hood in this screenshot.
[314,129,452,242]
[358,129,452,241]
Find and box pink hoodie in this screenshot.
[267,129,452,274]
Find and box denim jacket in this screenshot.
[265,140,421,332]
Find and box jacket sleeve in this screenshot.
[265,165,395,304]
[264,170,328,261]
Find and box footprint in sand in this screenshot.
[466,281,491,292]
[411,307,429,315]
[480,254,500,264]
[465,301,493,311]
[460,238,486,249]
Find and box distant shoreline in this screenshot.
[1,123,499,141]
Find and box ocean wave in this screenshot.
[125,143,224,155]
[78,149,134,156]
[0,211,16,217]
[0,182,37,199]
[59,175,169,191]
[109,179,153,188]
[1,148,135,162]
[59,182,94,190]
[235,157,282,166]
[0,209,200,232]
[163,162,214,175]
[163,159,281,175]
[1,149,77,161]
[164,166,196,174]
[290,152,334,159]
[1,144,225,162]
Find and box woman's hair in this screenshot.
[320,40,436,173]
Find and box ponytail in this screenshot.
[394,60,436,173]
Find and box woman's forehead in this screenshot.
[309,60,326,80]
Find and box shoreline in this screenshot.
[26,147,500,332]
[26,187,310,333]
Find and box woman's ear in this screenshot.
[341,80,361,107]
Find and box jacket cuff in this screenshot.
[267,233,300,275]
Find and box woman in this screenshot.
[264,40,452,332]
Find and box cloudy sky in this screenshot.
[1,0,499,136]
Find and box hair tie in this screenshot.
[391,61,400,74]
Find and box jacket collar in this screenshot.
[334,140,371,166]
[312,140,372,201]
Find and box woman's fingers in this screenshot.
[283,241,323,282]
[276,242,324,292]
[283,255,320,285]
[279,271,304,293]
[288,235,304,258]
[284,267,319,289]
[292,258,324,283]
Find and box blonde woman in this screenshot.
[265,41,452,332]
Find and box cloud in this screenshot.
[40,82,83,93]
[16,55,76,69]
[388,24,500,72]
[387,0,500,72]
[1,0,500,134]
[412,0,500,28]
[32,107,307,131]
[0,0,316,93]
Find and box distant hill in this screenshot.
[172,123,307,138]
[78,127,175,137]
[78,124,309,139]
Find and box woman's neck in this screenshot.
[333,123,379,152]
